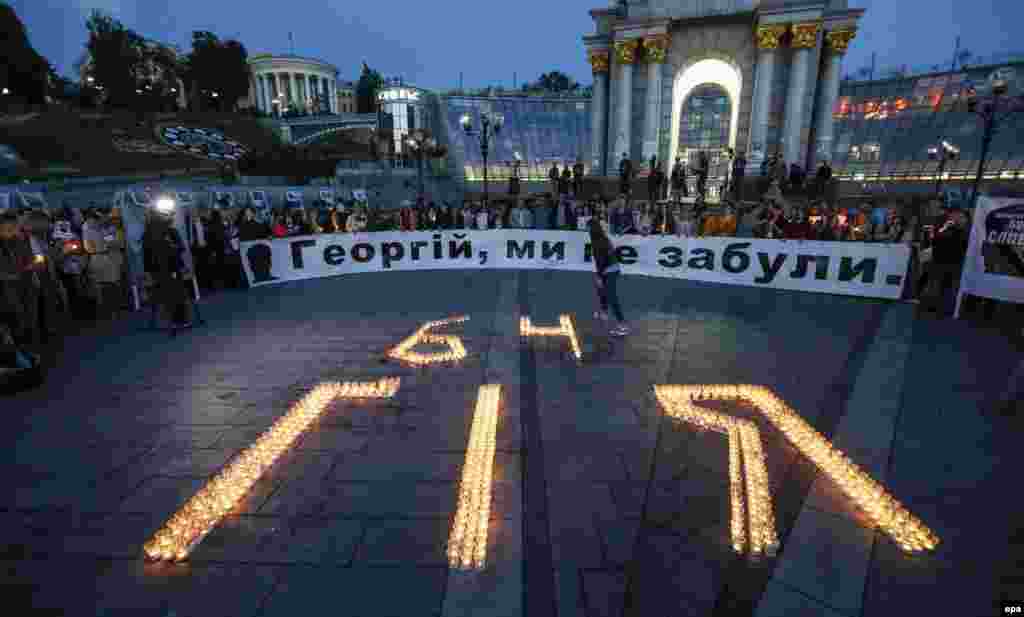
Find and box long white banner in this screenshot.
[241,230,911,299]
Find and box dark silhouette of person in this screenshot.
[246,243,277,283]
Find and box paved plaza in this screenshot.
[3,270,1021,617]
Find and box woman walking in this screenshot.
[589,218,629,336]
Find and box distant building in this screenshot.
[248,54,341,116]
[337,81,356,113]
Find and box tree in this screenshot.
[522,71,579,93]
[85,10,145,107]
[0,3,50,105]
[356,62,383,114]
[185,31,249,112]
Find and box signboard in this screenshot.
[285,188,304,210]
[955,195,1024,316]
[319,188,335,204]
[240,230,911,300]
[176,191,195,206]
[352,189,368,202]
[249,190,270,222]
[17,192,48,209]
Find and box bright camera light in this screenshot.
[155,197,175,213]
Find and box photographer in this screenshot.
[143,210,193,329]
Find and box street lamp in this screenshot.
[927,139,959,201]
[404,129,448,203]
[962,76,1024,208]
[460,110,504,206]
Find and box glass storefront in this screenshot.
[832,62,1024,182]
[442,96,591,182]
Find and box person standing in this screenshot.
[695,151,709,200]
[922,210,969,313]
[589,218,629,336]
[559,167,572,200]
[671,157,687,202]
[548,162,560,196]
[648,162,665,205]
[573,160,585,197]
[731,152,747,201]
[618,153,633,198]
[83,209,124,321]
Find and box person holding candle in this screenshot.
[589,218,629,337]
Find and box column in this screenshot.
[612,38,640,169]
[587,48,610,176]
[813,28,857,166]
[290,73,299,108]
[331,79,337,113]
[748,24,786,174]
[782,21,821,167]
[642,35,669,170]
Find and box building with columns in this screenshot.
[248,54,341,116]
[584,0,862,178]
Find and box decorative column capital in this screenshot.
[642,34,670,64]
[588,49,610,74]
[755,25,788,50]
[825,28,857,55]
[614,39,641,65]
[790,22,822,49]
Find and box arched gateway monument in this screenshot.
[584,0,862,178]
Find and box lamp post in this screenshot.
[962,76,1024,209]
[404,129,448,203]
[927,139,959,202]
[460,110,504,206]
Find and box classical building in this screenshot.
[584,0,862,177]
[248,54,340,115]
[338,81,356,113]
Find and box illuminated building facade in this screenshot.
[831,61,1024,184]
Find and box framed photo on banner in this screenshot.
[955,195,1024,317]
[285,188,304,210]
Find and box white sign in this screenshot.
[319,188,335,203]
[286,189,304,209]
[249,190,267,207]
[352,189,368,202]
[176,191,195,205]
[240,230,911,299]
[955,195,1024,316]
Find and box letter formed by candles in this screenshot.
[653,385,940,557]
[387,315,470,366]
[142,378,401,562]
[519,314,583,360]
[448,384,502,570]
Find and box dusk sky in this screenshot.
[12,0,1022,89]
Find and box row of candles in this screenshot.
[654,386,778,558]
[142,378,401,562]
[519,315,583,360]
[447,384,502,570]
[387,315,470,366]
[655,384,940,554]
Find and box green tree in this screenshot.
[522,71,579,94]
[85,10,145,107]
[185,31,249,112]
[0,3,51,104]
[356,61,383,114]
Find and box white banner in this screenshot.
[241,231,911,299]
[955,195,1024,316]
[319,188,335,203]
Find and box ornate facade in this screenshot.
[583,0,863,176]
[248,54,340,115]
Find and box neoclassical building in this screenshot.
[248,54,341,115]
[584,0,862,177]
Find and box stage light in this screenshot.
[448,384,502,570]
[387,316,469,366]
[142,377,400,562]
[155,197,175,214]
[654,385,939,554]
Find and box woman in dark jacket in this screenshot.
[589,218,629,336]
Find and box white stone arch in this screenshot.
[668,58,743,168]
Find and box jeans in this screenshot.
[596,271,625,323]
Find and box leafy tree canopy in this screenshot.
[0,3,51,103]
[522,71,579,93]
[356,61,383,114]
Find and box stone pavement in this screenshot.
[2,270,1021,617]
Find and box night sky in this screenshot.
[11,0,1022,89]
